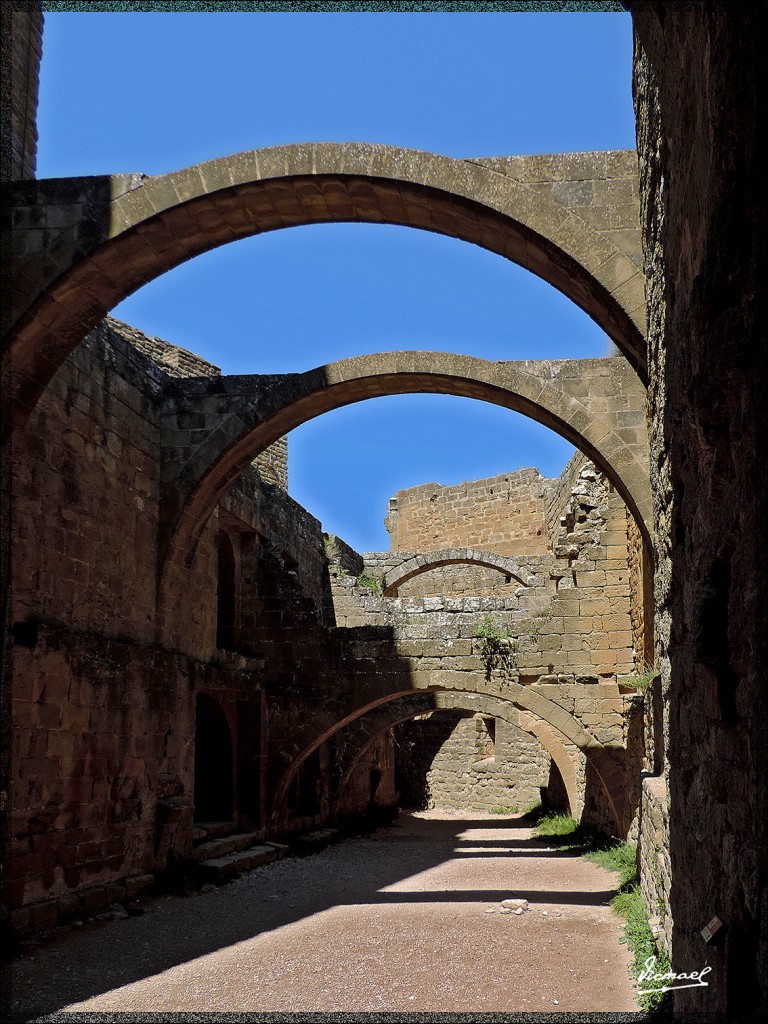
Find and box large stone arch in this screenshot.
[271,688,624,833]
[161,351,650,571]
[332,691,583,822]
[7,143,645,431]
[268,682,613,827]
[382,548,536,596]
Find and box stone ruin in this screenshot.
[3,6,766,1020]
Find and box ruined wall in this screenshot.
[395,711,548,812]
[630,6,767,1019]
[385,469,553,557]
[13,322,167,644]
[0,2,43,182]
[114,318,288,490]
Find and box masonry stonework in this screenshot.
[8,9,765,1017]
[385,469,552,557]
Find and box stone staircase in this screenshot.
[191,821,290,883]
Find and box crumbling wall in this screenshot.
[385,469,553,556]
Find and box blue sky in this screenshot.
[37,10,636,553]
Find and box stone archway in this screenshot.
[333,694,583,822]
[382,548,535,596]
[159,351,650,572]
[7,143,645,431]
[269,687,624,835]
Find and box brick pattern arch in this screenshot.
[332,692,583,822]
[160,351,650,575]
[7,143,645,431]
[270,687,625,834]
[382,548,536,596]
[268,681,613,830]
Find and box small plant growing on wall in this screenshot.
[475,615,517,682]
[323,535,339,560]
[357,570,383,596]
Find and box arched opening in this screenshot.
[161,351,651,572]
[394,709,548,814]
[194,693,234,824]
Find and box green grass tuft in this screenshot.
[490,805,519,815]
[531,810,672,1017]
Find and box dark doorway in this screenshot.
[194,693,234,823]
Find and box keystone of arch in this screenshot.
[160,351,651,572]
[382,548,538,596]
[8,142,645,430]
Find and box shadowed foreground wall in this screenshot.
[631,5,767,1020]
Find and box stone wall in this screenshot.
[639,773,671,960]
[384,469,553,557]
[630,6,767,1019]
[107,317,289,490]
[395,711,549,812]
[0,2,43,182]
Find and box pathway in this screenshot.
[7,811,639,1017]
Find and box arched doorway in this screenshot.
[194,693,234,823]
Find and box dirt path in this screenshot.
[7,811,639,1017]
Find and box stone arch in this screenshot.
[161,351,650,572]
[333,692,582,821]
[269,684,622,832]
[8,143,645,431]
[382,548,535,596]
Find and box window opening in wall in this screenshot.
[477,715,496,761]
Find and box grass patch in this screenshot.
[357,570,382,595]
[530,810,672,1017]
[474,615,517,681]
[612,885,674,1018]
[490,805,519,814]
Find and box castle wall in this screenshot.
[384,469,553,557]
[395,712,549,813]
[631,6,767,1016]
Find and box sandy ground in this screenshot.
[6,811,639,1017]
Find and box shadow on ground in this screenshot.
[5,813,629,1021]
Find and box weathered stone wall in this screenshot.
[545,450,587,543]
[630,6,767,1019]
[395,711,548,812]
[111,318,288,490]
[0,2,43,182]
[639,773,671,960]
[12,322,167,645]
[385,469,553,557]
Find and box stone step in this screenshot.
[191,831,261,862]
[196,844,278,883]
[292,828,341,854]
[193,820,235,841]
[264,841,290,860]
